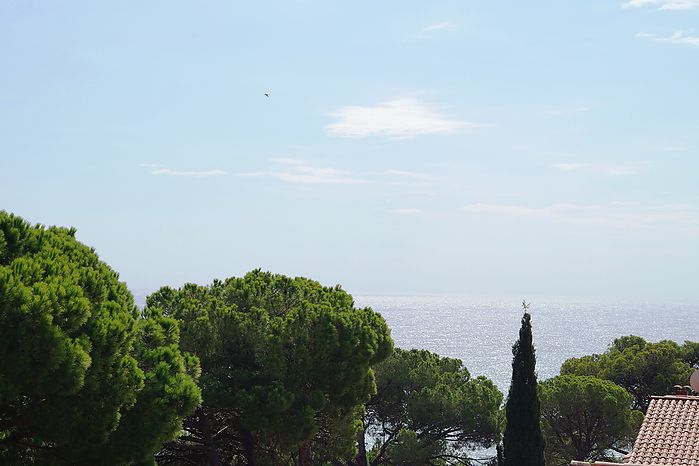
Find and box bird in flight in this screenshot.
[264,92,270,98]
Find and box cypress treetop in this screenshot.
[502,302,545,466]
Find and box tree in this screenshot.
[152,270,393,465]
[561,336,695,412]
[384,429,444,466]
[358,348,503,466]
[99,308,202,465]
[0,211,201,465]
[683,340,699,368]
[539,375,643,465]
[502,304,545,466]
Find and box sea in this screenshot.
[354,295,699,393]
[134,291,699,393]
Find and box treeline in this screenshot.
[1,212,697,466]
[543,335,698,464]
[0,212,500,465]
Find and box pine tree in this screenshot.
[0,211,201,464]
[503,302,545,466]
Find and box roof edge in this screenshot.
[649,394,699,401]
[571,462,663,466]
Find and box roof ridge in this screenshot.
[650,394,699,401]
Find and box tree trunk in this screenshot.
[354,425,368,466]
[200,411,222,466]
[241,428,256,466]
[298,442,313,466]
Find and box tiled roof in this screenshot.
[626,395,699,465]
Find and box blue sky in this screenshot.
[2,1,698,300]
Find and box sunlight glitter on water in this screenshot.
[354,295,699,393]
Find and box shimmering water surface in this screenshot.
[135,290,699,393]
[353,295,699,392]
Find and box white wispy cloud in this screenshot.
[552,162,647,176]
[151,168,226,177]
[636,31,699,46]
[462,202,699,229]
[421,22,455,34]
[276,167,365,184]
[390,208,422,215]
[326,97,488,139]
[658,145,689,152]
[237,159,366,185]
[382,169,434,180]
[623,0,699,9]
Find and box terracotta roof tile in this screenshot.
[626,395,699,465]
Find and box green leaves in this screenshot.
[539,374,642,464]
[385,429,444,466]
[503,311,545,466]
[0,212,200,465]
[561,335,696,411]
[154,269,393,464]
[101,310,202,465]
[555,335,699,463]
[682,340,699,368]
[366,348,503,465]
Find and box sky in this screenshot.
[1,1,698,300]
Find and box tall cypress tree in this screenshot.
[503,302,545,466]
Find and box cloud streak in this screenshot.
[421,22,455,34]
[238,159,366,185]
[623,0,699,9]
[463,202,699,229]
[636,31,699,46]
[239,160,442,188]
[381,169,435,181]
[326,97,488,139]
[658,145,689,152]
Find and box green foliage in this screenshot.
[561,336,695,411]
[151,270,393,464]
[363,348,503,465]
[539,375,643,465]
[503,308,545,466]
[386,429,444,466]
[683,340,699,368]
[101,308,202,464]
[310,406,365,465]
[0,211,200,465]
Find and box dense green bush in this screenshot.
[0,212,200,465]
